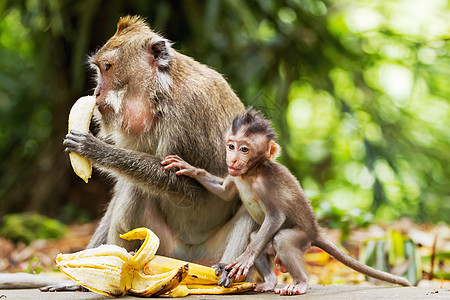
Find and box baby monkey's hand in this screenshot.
[161,155,199,177]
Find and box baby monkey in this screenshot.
[162,108,411,295]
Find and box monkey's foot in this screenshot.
[274,283,307,296]
[254,282,276,293]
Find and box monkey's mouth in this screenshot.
[97,103,113,114]
[228,167,243,176]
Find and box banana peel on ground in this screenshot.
[146,256,255,297]
[145,255,244,285]
[56,227,256,297]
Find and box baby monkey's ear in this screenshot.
[267,141,281,161]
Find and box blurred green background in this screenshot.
[0,0,448,229]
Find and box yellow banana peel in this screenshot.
[147,256,256,296]
[120,227,160,269]
[162,282,257,297]
[145,255,222,285]
[129,264,188,297]
[56,227,256,297]
[186,283,257,294]
[163,285,190,298]
[67,95,96,183]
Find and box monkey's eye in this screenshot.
[105,63,112,71]
[227,144,235,151]
[240,146,249,153]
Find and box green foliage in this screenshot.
[421,251,450,280]
[360,230,421,284]
[0,0,448,225]
[25,257,42,274]
[0,213,67,244]
[282,0,450,224]
[314,201,373,240]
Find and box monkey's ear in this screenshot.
[148,39,171,70]
[267,141,281,161]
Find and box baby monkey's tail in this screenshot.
[313,235,411,287]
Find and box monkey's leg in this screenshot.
[211,207,257,287]
[101,181,178,256]
[248,231,277,292]
[273,228,311,296]
[254,252,278,292]
[85,181,143,249]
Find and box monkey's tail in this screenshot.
[313,235,411,287]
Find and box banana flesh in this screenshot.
[163,285,190,298]
[67,95,96,183]
[56,227,256,297]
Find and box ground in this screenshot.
[0,219,449,299]
[1,285,449,300]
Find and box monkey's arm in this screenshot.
[64,131,203,204]
[196,173,237,201]
[225,211,286,279]
[161,155,237,201]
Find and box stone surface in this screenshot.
[1,284,449,300]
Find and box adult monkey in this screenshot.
[42,15,255,291]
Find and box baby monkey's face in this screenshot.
[225,131,269,177]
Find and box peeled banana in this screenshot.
[67,95,96,183]
[56,227,256,297]
[56,228,188,297]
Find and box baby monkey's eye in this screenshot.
[228,144,235,150]
[240,146,249,153]
[105,63,112,71]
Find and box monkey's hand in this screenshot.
[63,130,106,162]
[161,155,199,177]
[225,252,256,282]
[212,263,233,288]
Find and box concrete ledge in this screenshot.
[1,285,449,299]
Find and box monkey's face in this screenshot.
[89,33,172,135]
[225,133,269,177]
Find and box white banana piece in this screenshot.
[163,285,190,298]
[56,244,131,297]
[67,95,96,183]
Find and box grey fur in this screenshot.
[161,112,412,295]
